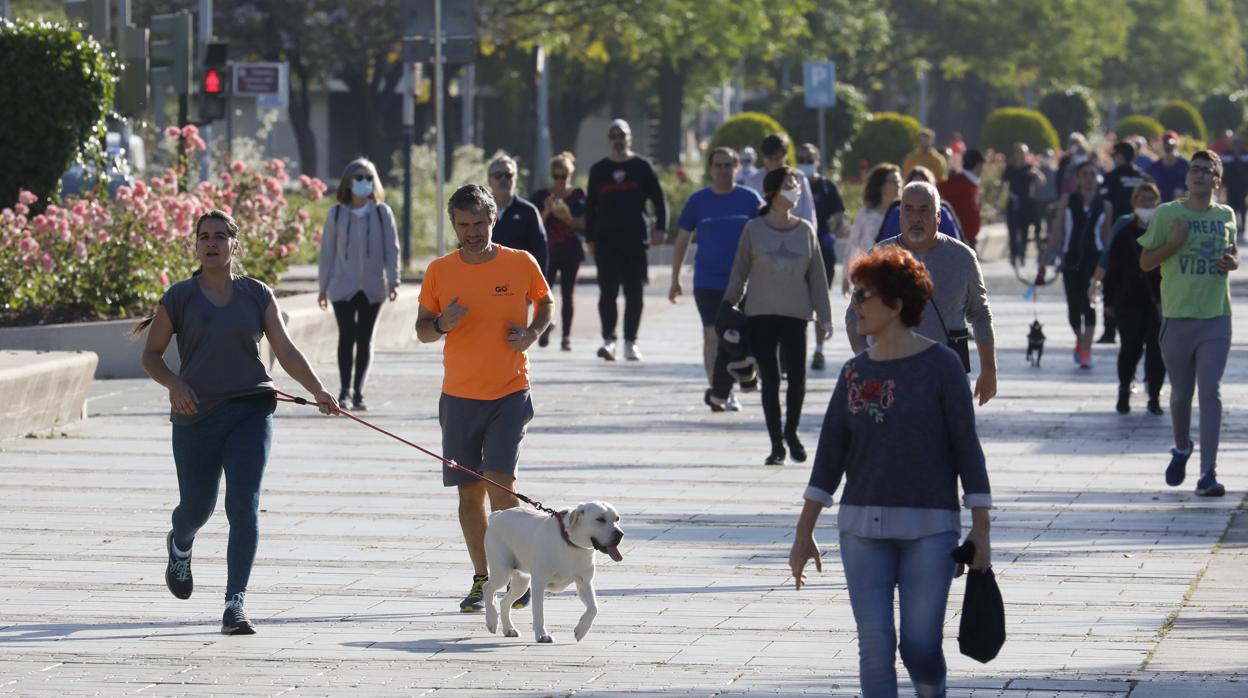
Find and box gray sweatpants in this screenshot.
[1158,316,1232,476]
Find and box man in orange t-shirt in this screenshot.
[417,184,553,613]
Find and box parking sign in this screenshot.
[803,61,836,109]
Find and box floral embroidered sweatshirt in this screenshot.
[805,343,992,539]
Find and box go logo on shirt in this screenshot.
[492,283,515,297]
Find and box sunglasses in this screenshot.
[490,171,515,180]
[608,131,627,141]
[551,173,569,180]
[850,287,877,305]
[354,174,374,182]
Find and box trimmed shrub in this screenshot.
[709,112,793,164]
[847,112,921,176]
[777,84,868,166]
[1155,100,1208,142]
[1115,115,1165,141]
[0,19,116,209]
[1038,86,1100,141]
[979,108,1059,154]
[1199,91,1246,137]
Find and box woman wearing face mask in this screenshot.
[317,158,401,411]
[135,210,338,635]
[1091,183,1166,414]
[722,167,833,465]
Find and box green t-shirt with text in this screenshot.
[1137,199,1234,318]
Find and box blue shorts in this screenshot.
[693,287,725,327]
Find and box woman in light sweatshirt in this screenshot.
[318,158,401,411]
[722,166,833,465]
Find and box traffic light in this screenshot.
[149,11,193,96]
[197,41,229,123]
[63,0,109,43]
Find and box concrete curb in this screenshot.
[0,350,97,440]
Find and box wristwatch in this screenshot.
[433,315,448,334]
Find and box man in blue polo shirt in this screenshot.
[670,147,764,411]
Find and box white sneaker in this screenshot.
[624,342,642,361]
[724,393,742,411]
[597,341,617,361]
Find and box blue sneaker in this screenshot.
[1195,472,1226,497]
[1166,444,1192,487]
[460,574,488,613]
[512,588,532,610]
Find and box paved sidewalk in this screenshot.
[1,258,1245,696]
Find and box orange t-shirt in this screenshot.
[418,247,551,400]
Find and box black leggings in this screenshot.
[332,291,382,396]
[748,315,808,449]
[1116,302,1165,399]
[547,244,583,338]
[1061,267,1096,337]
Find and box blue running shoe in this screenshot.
[1195,472,1226,497]
[460,574,488,613]
[1166,444,1192,487]
[512,588,532,610]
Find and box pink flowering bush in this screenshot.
[0,127,328,323]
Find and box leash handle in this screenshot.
[272,389,555,516]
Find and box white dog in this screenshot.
[483,501,624,643]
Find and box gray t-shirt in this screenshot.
[723,217,832,327]
[160,276,275,424]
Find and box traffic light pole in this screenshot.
[198,0,212,182]
[434,0,445,257]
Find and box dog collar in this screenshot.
[553,509,593,550]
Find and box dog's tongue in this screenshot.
[604,545,623,562]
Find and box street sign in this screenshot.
[232,61,287,110]
[401,0,477,64]
[803,61,836,109]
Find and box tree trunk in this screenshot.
[656,58,686,166]
[287,51,318,177]
[549,53,606,157]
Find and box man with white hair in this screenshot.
[845,181,998,405]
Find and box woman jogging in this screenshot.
[722,166,832,465]
[790,245,992,698]
[138,209,338,635]
[318,157,401,411]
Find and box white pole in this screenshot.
[435,0,445,256]
[461,63,475,151]
[534,44,551,192]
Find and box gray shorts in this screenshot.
[438,390,534,487]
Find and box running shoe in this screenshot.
[561,337,572,351]
[811,351,826,371]
[624,342,642,361]
[351,394,368,412]
[164,531,193,600]
[1116,388,1130,415]
[221,592,256,635]
[597,341,616,361]
[512,588,532,610]
[1195,472,1226,497]
[1147,399,1164,416]
[704,389,727,413]
[1166,443,1192,487]
[460,574,488,612]
[785,434,807,463]
[1077,344,1093,369]
[765,447,786,466]
[724,393,742,412]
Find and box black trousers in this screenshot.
[547,243,583,338]
[596,244,647,342]
[1116,302,1165,399]
[1061,267,1096,337]
[332,291,382,396]
[748,315,808,449]
[1007,200,1040,263]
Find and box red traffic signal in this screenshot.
[204,68,222,94]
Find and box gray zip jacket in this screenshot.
[318,201,402,303]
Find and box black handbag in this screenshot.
[951,540,1005,663]
[931,302,972,373]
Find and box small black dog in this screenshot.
[1026,320,1046,367]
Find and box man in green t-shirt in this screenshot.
[1139,150,1239,497]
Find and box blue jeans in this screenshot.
[171,394,274,601]
[839,530,958,698]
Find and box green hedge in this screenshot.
[1038,86,1100,141]
[979,108,1059,154]
[1115,115,1165,141]
[1155,100,1208,142]
[847,112,921,176]
[708,112,793,165]
[1199,91,1246,137]
[0,18,116,209]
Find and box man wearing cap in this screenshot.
[1148,131,1190,203]
[585,118,667,362]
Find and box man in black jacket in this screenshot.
[487,155,548,275]
[1097,142,1153,344]
[585,119,667,362]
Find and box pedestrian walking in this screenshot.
[721,167,832,465]
[848,182,998,405]
[842,164,902,296]
[938,149,985,250]
[138,209,339,635]
[1002,143,1046,267]
[317,157,401,411]
[1148,131,1190,203]
[902,128,948,182]
[488,154,549,276]
[743,133,817,230]
[1096,142,1154,345]
[874,165,964,244]
[797,142,846,371]
[1092,182,1165,415]
[1139,150,1239,497]
[586,118,666,362]
[1057,132,1092,196]
[1037,159,1111,369]
[1220,136,1248,244]
[670,146,763,411]
[416,184,554,610]
[790,244,992,698]
[530,151,587,350]
[737,146,761,186]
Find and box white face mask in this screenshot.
[1135,207,1157,223]
[779,188,801,205]
[351,178,374,199]
[797,163,817,178]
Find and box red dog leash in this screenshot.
[272,389,556,516]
